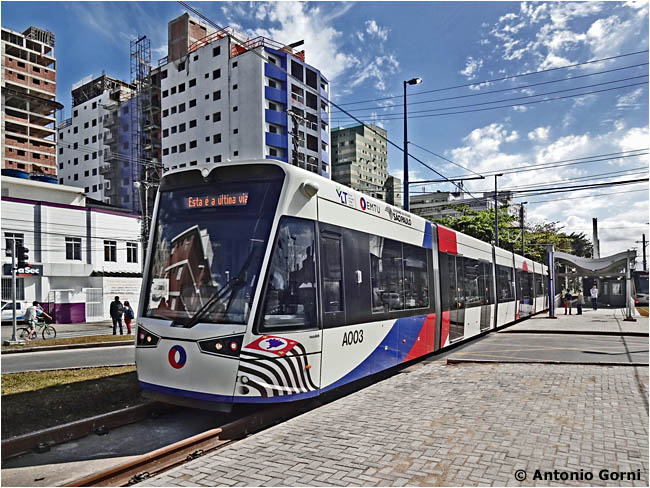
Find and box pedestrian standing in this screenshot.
[590,284,599,310]
[576,289,584,315]
[110,296,124,335]
[564,290,573,315]
[123,300,134,335]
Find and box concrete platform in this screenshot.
[501,308,649,335]
[143,361,649,486]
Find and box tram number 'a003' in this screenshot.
[342,329,364,346]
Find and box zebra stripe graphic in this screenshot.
[239,344,318,397]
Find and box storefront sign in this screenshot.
[3,264,43,277]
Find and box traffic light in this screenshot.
[16,244,29,268]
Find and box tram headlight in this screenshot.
[198,335,244,357]
[136,327,160,347]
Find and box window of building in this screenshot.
[4,233,24,257]
[189,78,196,87]
[179,123,186,132]
[59,163,63,169]
[178,102,186,113]
[74,158,78,165]
[84,170,89,177]
[179,143,186,153]
[2,277,24,301]
[233,106,238,112]
[161,70,168,79]
[163,148,169,156]
[190,160,198,166]
[73,110,78,117]
[73,126,78,134]
[190,140,197,148]
[178,82,185,93]
[269,147,278,157]
[171,146,177,153]
[189,99,196,108]
[104,240,117,262]
[127,242,138,263]
[213,155,222,162]
[59,147,63,154]
[233,84,238,90]
[92,168,97,175]
[232,61,238,68]
[171,86,177,95]
[171,106,177,114]
[171,126,177,134]
[268,79,277,89]
[84,138,89,145]
[213,45,220,57]
[189,119,197,128]
[162,109,169,117]
[233,150,239,156]
[163,128,169,138]
[92,152,97,159]
[212,112,221,122]
[212,69,221,80]
[233,128,238,134]
[74,174,79,181]
[92,135,97,143]
[213,134,221,144]
[92,119,97,127]
[213,90,221,101]
[84,121,89,129]
[65,237,82,260]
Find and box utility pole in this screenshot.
[3,239,21,345]
[636,234,647,271]
[519,202,527,256]
[494,174,503,247]
[547,243,557,319]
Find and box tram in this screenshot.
[135,161,548,410]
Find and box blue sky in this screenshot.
[2,1,649,258]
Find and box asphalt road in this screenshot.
[1,345,135,373]
[448,333,649,364]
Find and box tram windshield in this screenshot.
[143,166,284,325]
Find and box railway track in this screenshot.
[65,401,316,486]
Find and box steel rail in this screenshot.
[64,401,313,487]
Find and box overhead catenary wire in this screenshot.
[336,49,650,106]
[332,62,650,112]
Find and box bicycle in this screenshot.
[18,319,57,341]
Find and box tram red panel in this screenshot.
[440,311,450,348]
[403,313,436,362]
[438,225,457,255]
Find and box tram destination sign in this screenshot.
[185,192,249,209]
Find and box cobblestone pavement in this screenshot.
[503,309,649,335]
[144,361,649,487]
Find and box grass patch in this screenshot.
[1,366,146,439]
[2,334,134,351]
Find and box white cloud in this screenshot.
[365,19,388,41]
[618,126,649,152]
[616,88,645,109]
[528,126,551,141]
[460,56,483,80]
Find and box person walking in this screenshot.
[110,296,124,335]
[123,300,135,335]
[590,285,599,310]
[564,290,573,315]
[576,289,585,315]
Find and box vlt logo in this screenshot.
[168,345,187,369]
[335,186,349,205]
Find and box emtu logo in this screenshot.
[360,197,367,211]
[168,345,187,369]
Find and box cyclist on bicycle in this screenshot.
[24,301,52,342]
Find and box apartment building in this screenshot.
[159,14,331,177]
[410,190,521,221]
[1,25,62,179]
[58,75,139,211]
[1,176,142,323]
[331,123,401,207]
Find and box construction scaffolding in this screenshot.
[130,35,162,247]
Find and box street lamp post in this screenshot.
[403,77,422,211]
[494,173,503,247]
[520,201,528,256]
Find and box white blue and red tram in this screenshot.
[135,161,549,409]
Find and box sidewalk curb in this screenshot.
[447,358,649,366]
[1,340,134,355]
[1,402,176,461]
[498,330,648,337]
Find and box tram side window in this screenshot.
[496,264,515,302]
[403,244,429,309]
[518,270,533,301]
[321,234,343,313]
[260,217,317,330]
[439,252,458,311]
[535,273,544,296]
[461,257,481,308]
[370,236,403,312]
[479,261,494,305]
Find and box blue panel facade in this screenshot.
[265,109,287,127]
[264,63,287,82]
[265,132,288,149]
[265,86,287,104]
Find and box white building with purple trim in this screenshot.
[1,175,142,323]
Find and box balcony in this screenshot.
[265,109,287,127]
[264,62,287,82]
[265,132,288,149]
[264,86,287,104]
[321,110,329,125]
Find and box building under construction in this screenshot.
[1,25,63,180]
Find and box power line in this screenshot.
[408,142,484,178]
[332,62,649,113]
[332,74,649,119]
[336,49,650,106]
[331,81,649,122]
